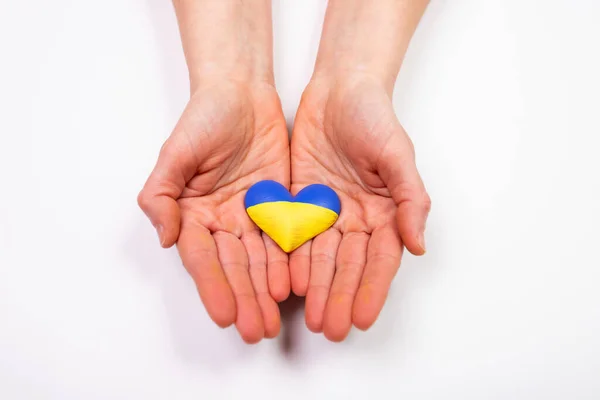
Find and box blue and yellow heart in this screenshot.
[244,180,341,253]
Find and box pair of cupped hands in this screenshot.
[138,73,431,343]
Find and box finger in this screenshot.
[137,136,197,248]
[263,233,290,302]
[289,241,311,296]
[241,231,280,339]
[305,229,341,333]
[323,232,369,342]
[177,219,236,328]
[352,225,403,330]
[376,123,431,256]
[214,231,264,344]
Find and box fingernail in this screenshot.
[156,224,165,246]
[418,233,426,254]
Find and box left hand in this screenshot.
[289,74,431,342]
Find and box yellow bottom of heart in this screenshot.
[246,201,339,253]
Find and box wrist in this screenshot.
[313,0,429,95]
[306,70,391,105]
[188,75,277,105]
[311,63,396,96]
[187,54,273,93]
[173,0,274,91]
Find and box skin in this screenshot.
[139,0,431,343]
[138,0,290,344]
[288,0,432,342]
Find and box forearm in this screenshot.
[313,0,429,92]
[172,0,274,89]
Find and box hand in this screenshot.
[138,80,290,343]
[289,75,431,341]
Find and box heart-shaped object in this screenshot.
[244,180,341,253]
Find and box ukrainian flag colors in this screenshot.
[244,181,341,253]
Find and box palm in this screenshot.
[140,81,290,343]
[291,85,398,236]
[289,79,428,341]
[178,83,289,240]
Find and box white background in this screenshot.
[1,0,600,398]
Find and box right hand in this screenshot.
[289,75,431,341]
[138,80,291,343]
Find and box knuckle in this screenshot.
[137,190,151,212]
[393,184,431,213]
[311,252,336,265]
[422,192,432,213]
[330,287,356,300]
[249,260,267,272]
[369,252,400,266]
[220,261,248,272]
[390,183,419,204]
[158,137,181,162]
[233,291,256,301]
[268,259,288,270]
[307,283,331,293]
[336,259,364,273]
[159,137,173,155]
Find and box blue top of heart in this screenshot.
[244,180,341,215]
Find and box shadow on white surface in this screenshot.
[122,213,434,368]
[133,0,439,368]
[124,217,257,369]
[127,0,253,370]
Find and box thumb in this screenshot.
[137,136,197,248]
[376,122,431,256]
